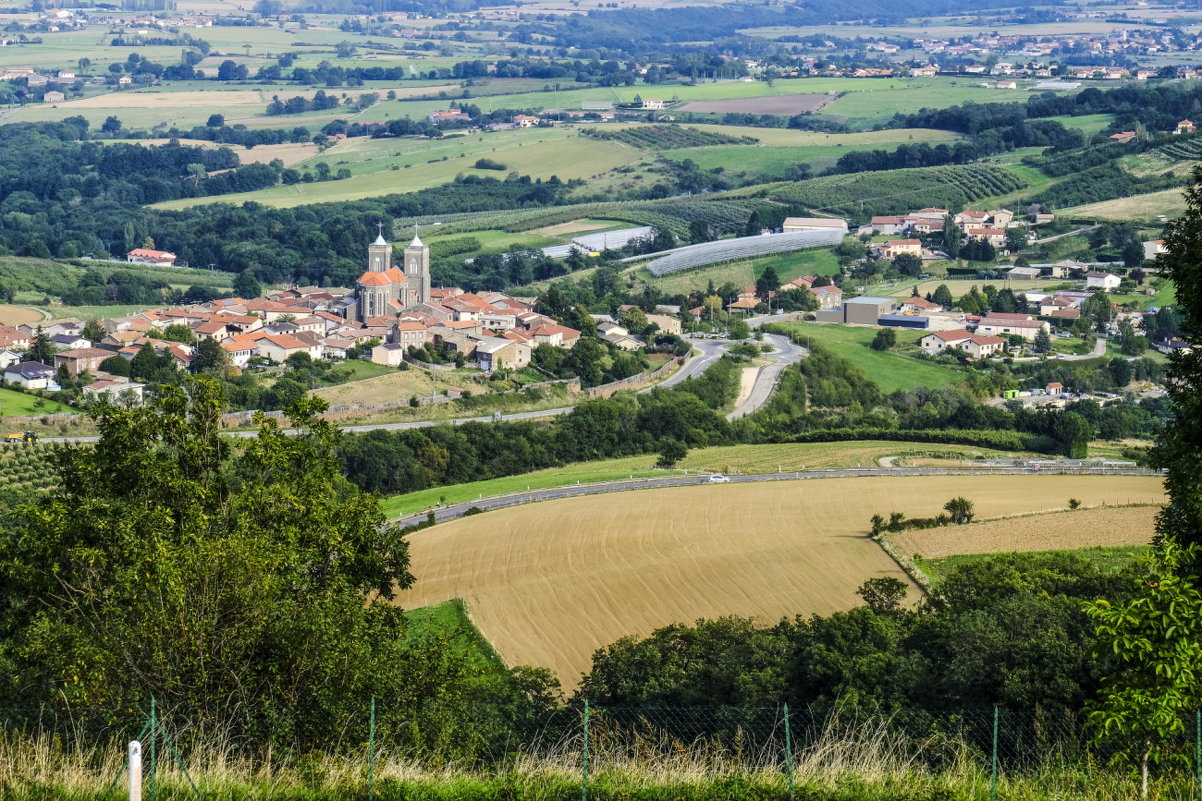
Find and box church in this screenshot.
[340,228,432,323]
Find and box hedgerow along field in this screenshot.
[393,474,1165,685]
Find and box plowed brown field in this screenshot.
[395,474,1164,685]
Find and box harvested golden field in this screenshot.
[311,369,456,406]
[1067,187,1188,221]
[63,90,271,108]
[396,474,1164,685]
[528,219,619,237]
[120,138,320,167]
[892,505,1160,559]
[0,305,44,326]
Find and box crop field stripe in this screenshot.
[394,474,1165,685]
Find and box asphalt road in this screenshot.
[391,463,1160,528]
[649,339,729,391]
[727,333,808,420]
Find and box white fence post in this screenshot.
[128,741,142,801]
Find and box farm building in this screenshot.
[877,239,922,259]
[1007,266,1041,281]
[975,317,1050,342]
[782,217,848,234]
[127,248,177,266]
[878,313,930,329]
[1085,271,1122,290]
[843,296,895,325]
[869,216,907,235]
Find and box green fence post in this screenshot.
[581,701,590,801]
[990,705,999,801]
[149,696,157,801]
[782,703,795,801]
[368,696,377,801]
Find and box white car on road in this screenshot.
[707,474,731,483]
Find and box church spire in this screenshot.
[373,220,387,246]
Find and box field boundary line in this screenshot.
[875,534,934,597]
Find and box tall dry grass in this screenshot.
[0,710,1189,800]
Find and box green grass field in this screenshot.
[39,304,165,320]
[0,388,73,417]
[427,228,558,255]
[1050,113,1116,136]
[404,598,507,673]
[1107,278,1176,310]
[152,130,639,209]
[635,248,840,294]
[680,125,960,147]
[916,545,1150,586]
[821,83,1056,121]
[378,439,1023,519]
[660,128,961,178]
[755,249,841,281]
[773,322,965,393]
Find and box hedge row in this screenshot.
[782,427,1055,454]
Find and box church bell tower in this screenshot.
[367,223,392,272]
[405,234,431,305]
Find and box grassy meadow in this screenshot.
[772,322,964,393]
[152,128,638,209]
[660,126,959,177]
[631,248,841,295]
[0,388,72,416]
[917,544,1152,587]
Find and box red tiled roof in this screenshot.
[127,248,175,259]
[929,329,973,342]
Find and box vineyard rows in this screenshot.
[406,197,771,241]
[1156,137,1202,162]
[645,229,845,276]
[0,443,67,493]
[768,165,1027,218]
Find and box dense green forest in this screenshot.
[580,552,1130,716]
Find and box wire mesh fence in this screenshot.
[6,701,1202,799]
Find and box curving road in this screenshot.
[390,462,1160,528]
[727,333,808,420]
